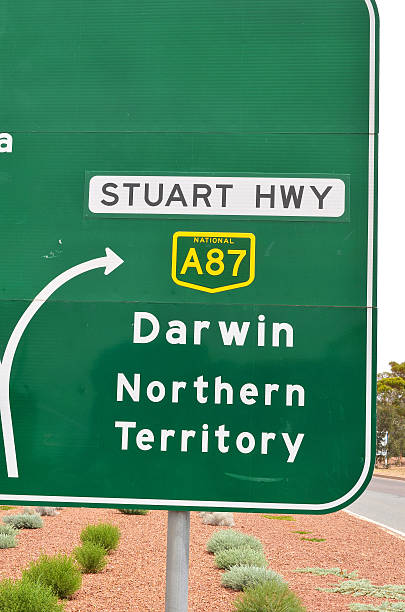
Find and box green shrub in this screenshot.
[295,567,358,579]
[22,553,81,599]
[0,524,19,536]
[3,514,43,529]
[0,578,65,611]
[74,542,107,573]
[234,580,307,612]
[222,565,284,591]
[80,523,120,552]
[321,580,405,600]
[118,508,149,515]
[215,547,267,570]
[263,515,294,521]
[350,603,405,611]
[0,532,17,549]
[207,530,263,554]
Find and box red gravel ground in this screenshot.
[0,506,404,611]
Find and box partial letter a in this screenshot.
[0,133,13,153]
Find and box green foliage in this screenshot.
[292,531,312,535]
[22,553,82,599]
[215,547,267,570]
[207,530,263,554]
[0,524,19,536]
[295,567,358,579]
[321,580,405,600]
[74,542,107,574]
[377,362,405,461]
[118,508,149,515]
[301,537,325,542]
[80,522,120,552]
[3,514,43,529]
[263,515,294,521]
[0,533,17,549]
[0,506,16,511]
[350,604,405,611]
[233,580,307,612]
[222,565,284,591]
[0,578,65,612]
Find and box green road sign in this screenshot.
[0,0,378,513]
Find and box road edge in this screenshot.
[373,472,405,482]
[344,509,405,540]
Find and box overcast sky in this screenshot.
[376,0,405,373]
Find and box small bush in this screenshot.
[0,506,16,511]
[222,565,284,591]
[0,524,19,536]
[263,515,295,521]
[321,580,405,599]
[0,578,65,611]
[3,513,43,529]
[33,507,59,516]
[202,512,235,527]
[80,523,120,552]
[215,547,267,570]
[234,580,307,612]
[22,553,81,599]
[207,530,263,554]
[74,542,107,573]
[0,532,17,549]
[118,508,149,515]
[350,603,405,611]
[295,567,358,579]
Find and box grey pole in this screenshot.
[165,510,190,612]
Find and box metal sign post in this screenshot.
[165,511,190,612]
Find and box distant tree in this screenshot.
[377,362,405,465]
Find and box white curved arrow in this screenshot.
[0,247,124,478]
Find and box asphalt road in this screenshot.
[347,476,405,534]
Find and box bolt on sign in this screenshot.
[0,0,378,513]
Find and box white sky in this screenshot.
[376,0,405,373]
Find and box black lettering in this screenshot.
[145,183,164,207]
[281,185,304,209]
[310,185,333,210]
[193,184,212,207]
[256,185,275,208]
[216,184,233,208]
[123,183,140,206]
[165,184,187,207]
[101,183,119,206]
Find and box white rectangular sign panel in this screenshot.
[88,176,346,218]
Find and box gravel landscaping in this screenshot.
[0,506,404,611]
